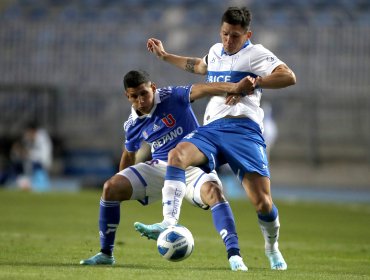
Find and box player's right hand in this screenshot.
[237,75,256,96]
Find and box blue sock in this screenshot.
[165,165,186,182]
[257,204,278,222]
[211,202,240,259]
[99,198,120,255]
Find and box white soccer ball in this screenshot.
[157,225,194,262]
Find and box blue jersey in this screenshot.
[124,86,199,161]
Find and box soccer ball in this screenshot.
[157,225,194,262]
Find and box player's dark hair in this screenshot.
[25,120,39,130]
[123,70,150,89]
[222,7,252,31]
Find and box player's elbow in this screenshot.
[288,71,297,86]
[277,65,296,87]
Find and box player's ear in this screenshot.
[150,82,157,92]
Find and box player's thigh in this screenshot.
[184,167,223,209]
[118,160,167,205]
[223,137,270,181]
[168,141,208,168]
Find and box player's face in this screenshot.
[220,22,251,55]
[126,82,155,115]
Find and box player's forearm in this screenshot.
[190,82,240,101]
[162,53,206,75]
[256,65,296,89]
[119,149,136,171]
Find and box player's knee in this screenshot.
[201,182,225,207]
[102,179,116,200]
[255,196,273,214]
[102,176,132,201]
[168,148,187,168]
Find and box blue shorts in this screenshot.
[181,117,270,181]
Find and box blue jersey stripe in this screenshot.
[207,71,257,83]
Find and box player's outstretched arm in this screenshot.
[147,38,207,75]
[190,75,255,101]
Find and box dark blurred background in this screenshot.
[0,0,369,191]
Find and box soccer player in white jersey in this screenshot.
[80,70,253,271]
[135,7,296,271]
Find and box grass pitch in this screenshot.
[0,189,369,280]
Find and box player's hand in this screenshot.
[225,94,241,105]
[236,75,258,96]
[147,38,166,59]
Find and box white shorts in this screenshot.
[118,159,222,209]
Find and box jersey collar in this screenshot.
[130,90,161,120]
[221,39,251,56]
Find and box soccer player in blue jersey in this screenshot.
[80,70,253,271]
[136,7,296,271]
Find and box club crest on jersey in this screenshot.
[161,114,176,128]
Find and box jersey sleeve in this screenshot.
[123,118,142,152]
[157,85,192,105]
[249,44,285,77]
[124,137,141,153]
[202,54,208,65]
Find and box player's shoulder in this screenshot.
[124,114,135,132]
[157,85,191,101]
[209,43,223,54]
[156,86,174,102]
[248,43,274,55]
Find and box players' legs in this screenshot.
[200,181,247,271]
[99,175,133,255]
[200,182,240,257]
[161,142,208,226]
[242,173,273,214]
[134,143,209,239]
[242,173,287,270]
[80,174,133,265]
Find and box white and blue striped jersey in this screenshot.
[124,86,199,161]
[203,40,284,131]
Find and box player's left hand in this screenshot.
[225,94,241,105]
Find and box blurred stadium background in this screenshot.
[0,0,369,195]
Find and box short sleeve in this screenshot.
[250,45,284,77]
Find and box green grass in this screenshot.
[0,189,369,280]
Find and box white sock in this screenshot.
[258,216,280,253]
[161,179,186,226]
